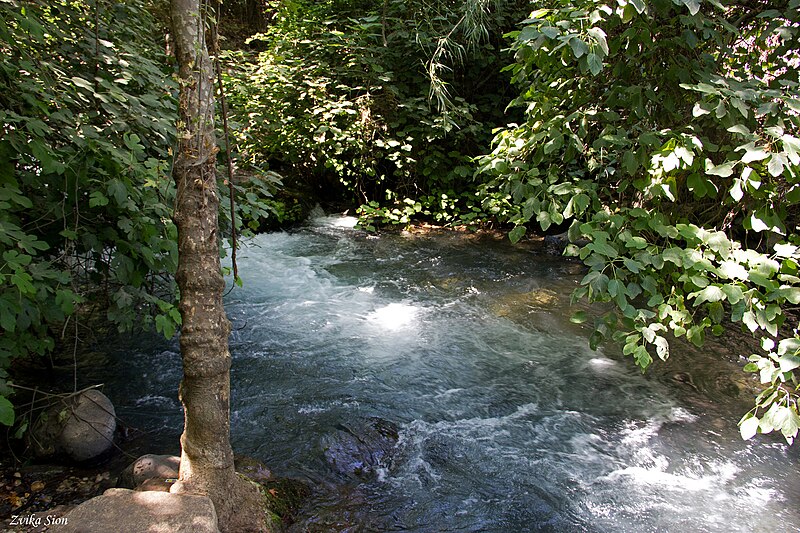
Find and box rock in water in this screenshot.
[321,417,399,478]
[59,488,219,533]
[29,389,117,462]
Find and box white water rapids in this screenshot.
[101,214,800,532]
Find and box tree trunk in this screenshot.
[168,1,269,531]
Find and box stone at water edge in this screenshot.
[59,488,219,533]
[60,390,116,462]
[118,454,180,489]
[28,389,117,462]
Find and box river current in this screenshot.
[101,214,800,532]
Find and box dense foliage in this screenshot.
[222,0,528,228]
[477,0,800,442]
[228,0,800,444]
[0,0,276,428]
[2,0,799,448]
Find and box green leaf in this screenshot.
[730,179,744,202]
[590,237,617,258]
[662,247,683,266]
[71,76,95,91]
[89,191,109,207]
[749,213,770,232]
[689,285,725,306]
[629,0,646,13]
[718,261,748,281]
[622,150,638,175]
[569,37,588,59]
[727,124,751,136]
[108,179,128,206]
[509,226,526,243]
[778,354,800,372]
[14,421,28,439]
[586,53,603,76]
[682,0,701,15]
[0,298,16,332]
[570,311,588,324]
[623,257,641,273]
[55,290,76,314]
[740,144,769,164]
[686,173,707,197]
[768,154,785,177]
[608,279,622,297]
[633,345,652,368]
[586,28,608,55]
[706,161,735,177]
[769,287,800,304]
[573,194,590,214]
[653,336,669,360]
[739,415,759,440]
[10,272,35,295]
[0,396,14,426]
[777,337,800,356]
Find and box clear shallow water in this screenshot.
[100,215,800,532]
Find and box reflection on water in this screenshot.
[98,215,800,532]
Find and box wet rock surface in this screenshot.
[489,289,560,319]
[286,483,383,533]
[320,417,399,479]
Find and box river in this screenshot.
[100,214,800,532]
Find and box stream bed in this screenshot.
[98,215,800,532]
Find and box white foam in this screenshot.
[366,302,419,331]
[331,216,359,228]
[134,395,175,407]
[589,357,616,368]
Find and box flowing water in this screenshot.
[100,214,800,532]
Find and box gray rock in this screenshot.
[60,390,116,462]
[118,454,181,489]
[59,488,219,533]
[28,389,116,462]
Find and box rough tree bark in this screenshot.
[169,1,270,531]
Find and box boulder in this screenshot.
[321,417,399,478]
[28,389,116,462]
[118,454,180,490]
[59,488,219,533]
[134,478,174,492]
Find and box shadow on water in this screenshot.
[94,215,800,532]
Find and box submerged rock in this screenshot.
[286,483,381,533]
[321,417,399,478]
[28,390,116,462]
[489,289,559,319]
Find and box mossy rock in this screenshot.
[256,477,312,525]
